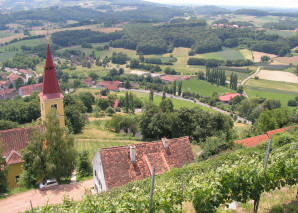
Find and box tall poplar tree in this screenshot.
[125,91,129,113]
[178,81,182,96]
[173,81,176,95]
[149,90,154,101]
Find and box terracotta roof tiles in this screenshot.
[98,136,194,189]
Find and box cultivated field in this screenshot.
[181,78,236,96]
[239,49,253,61]
[252,51,277,62]
[199,48,244,61]
[257,70,298,83]
[272,56,298,65]
[266,29,296,38]
[246,79,298,94]
[0,38,48,52]
[0,33,26,44]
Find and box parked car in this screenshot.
[39,179,58,191]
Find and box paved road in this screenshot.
[240,66,262,98]
[0,180,93,213]
[120,88,252,124]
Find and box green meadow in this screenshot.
[181,78,236,96]
[199,47,244,61]
[0,38,48,52]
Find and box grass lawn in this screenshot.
[181,78,236,96]
[246,79,298,93]
[119,90,216,112]
[239,49,253,61]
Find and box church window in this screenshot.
[15,175,20,183]
[51,104,58,109]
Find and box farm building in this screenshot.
[92,136,194,193]
[219,92,241,103]
[96,80,122,91]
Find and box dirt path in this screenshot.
[241,66,262,98]
[0,180,93,213]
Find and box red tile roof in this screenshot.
[0,81,8,87]
[113,99,119,108]
[219,93,241,102]
[160,76,182,82]
[8,73,25,82]
[97,81,121,86]
[98,136,194,189]
[39,45,62,100]
[0,88,16,96]
[235,134,269,147]
[106,84,118,91]
[0,127,37,165]
[235,127,291,147]
[19,83,43,97]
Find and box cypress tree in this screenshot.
[149,90,154,101]
[230,73,234,89]
[129,92,134,113]
[162,91,166,100]
[173,81,176,95]
[178,81,182,96]
[125,91,129,113]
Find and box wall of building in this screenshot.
[40,98,65,127]
[92,151,107,193]
[6,163,22,189]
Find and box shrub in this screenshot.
[255,76,259,80]
[287,99,297,107]
[77,150,92,178]
[105,106,115,116]
[295,96,298,102]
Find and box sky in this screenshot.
[145,0,298,9]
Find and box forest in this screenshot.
[51,20,298,56]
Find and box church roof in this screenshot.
[39,45,63,100]
[96,136,194,189]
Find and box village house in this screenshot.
[0,44,65,189]
[0,80,9,89]
[219,92,241,103]
[92,136,194,193]
[82,77,96,87]
[8,73,26,84]
[19,83,43,97]
[160,75,182,82]
[0,88,19,101]
[96,80,122,91]
[19,69,36,82]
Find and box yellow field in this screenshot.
[252,51,277,62]
[272,56,298,65]
[239,49,253,61]
[257,70,298,83]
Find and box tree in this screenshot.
[124,80,131,89]
[159,98,174,113]
[97,98,110,111]
[261,55,270,62]
[197,71,205,80]
[15,77,24,89]
[129,92,134,113]
[73,79,81,89]
[162,91,166,100]
[236,85,244,94]
[256,109,278,134]
[149,90,154,101]
[0,141,8,192]
[125,92,129,113]
[287,99,297,107]
[20,109,77,187]
[88,72,99,80]
[77,151,92,178]
[78,92,95,113]
[178,81,182,96]
[173,81,176,95]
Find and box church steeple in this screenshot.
[39,44,65,127]
[42,44,61,96]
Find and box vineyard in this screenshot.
[30,130,297,212]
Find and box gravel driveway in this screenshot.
[0,180,93,213]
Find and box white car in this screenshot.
[39,179,58,191]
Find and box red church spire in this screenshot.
[39,45,63,99]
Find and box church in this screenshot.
[0,45,64,189]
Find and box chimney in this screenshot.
[129,146,136,163]
[162,138,168,149]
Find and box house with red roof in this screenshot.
[19,83,43,97]
[160,75,182,82]
[8,73,25,84]
[92,136,194,193]
[234,127,292,147]
[0,80,9,89]
[82,77,96,87]
[0,127,36,188]
[96,81,121,91]
[0,88,19,101]
[219,92,241,103]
